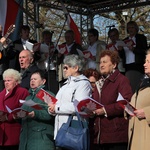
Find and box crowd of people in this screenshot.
[0,20,149,150]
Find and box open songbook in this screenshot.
[5,105,29,118]
[57,44,68,54]
[74,97,103,117]
[25,41,40,52]
[36,88,57,105]
[117,93,136,116]
[77,49,93,59]
[124,39,136,47]
[116,39,136,47]
[19,100,43,110]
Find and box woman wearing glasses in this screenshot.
[48,54,92,149]
[83,68,100,92]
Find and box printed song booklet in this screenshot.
[74,97,103,117]
[117,93,136,116]
[124,39,136,47]
[36,88,57,105]
[57,44,68,54]
[115,40,136,48]
[5,105,29,118]
[19,100,43,110]
[77,49,93,59]
[25,41,40,52]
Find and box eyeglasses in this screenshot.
[90,81,96,85]
[63,66,70,70]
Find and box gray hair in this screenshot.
[3,69,22,84]
[63,54,85,72]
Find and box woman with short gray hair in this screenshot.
[49,54,92,149]
[63,54,85,74]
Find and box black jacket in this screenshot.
[20,64,39,90]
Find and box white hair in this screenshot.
[3,69,22,84]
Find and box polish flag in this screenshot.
[66,14,81,44]
[0,0,19,35]
[60,1,81,44]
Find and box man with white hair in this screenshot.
[19,50,39,89]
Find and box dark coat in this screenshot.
[19,86,55,150]
[91,70,133,144]
[0,85,29,146]
[20,64,39,90]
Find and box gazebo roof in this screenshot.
[36,0,150,15]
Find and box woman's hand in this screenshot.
[48,104,55,114]
[28,111,35,118]
[0,114,8,122]
[93,107,105,116]
[134,109,145,119]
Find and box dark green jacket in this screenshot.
[19,86,55,150]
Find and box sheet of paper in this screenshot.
[25,41,34,51]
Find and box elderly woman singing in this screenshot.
[48,54,92,150]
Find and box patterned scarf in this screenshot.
[96,76,106,96]
[95,70,115,97]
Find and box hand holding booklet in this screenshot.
[124,39,135,47]
[57,44,68,54]
[74,97,103,117]
[5,105,29,118]
[117,93,136,116]
[36,88,57,105]
[116,39,136,48]
[77,49,93,59]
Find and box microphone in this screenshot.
[106,25,115,28]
